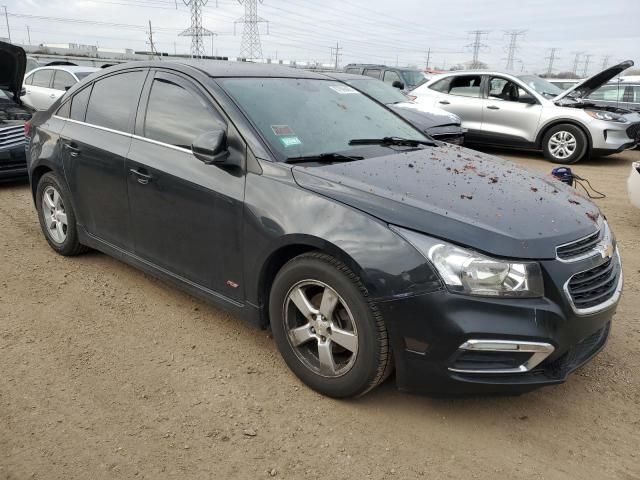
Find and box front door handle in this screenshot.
[487,105,500,110]
[439,100,451,105]
[129,168,153,185]
[49,94,56,99]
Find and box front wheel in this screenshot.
[269,253,392,398]
[542,124,588,164]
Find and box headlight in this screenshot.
[586,110,628,123]
[391,226,544,298]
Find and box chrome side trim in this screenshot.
[53,116,193,155]
[448,340,555,374]
[563,249,623,316]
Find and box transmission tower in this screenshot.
[503,30,526,71]
[179,0,215,59]
[330,42,342,70]
[545,48,560,76]
[235,0,269,60]
[601,54,611,70]
[571,51,583,76]
[582,54,593,77]
[466,30,490,69]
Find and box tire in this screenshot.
[35,172,88,256]
[269,252,392,398]
[542,124,588,164]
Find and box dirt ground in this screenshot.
[1,148,639,480]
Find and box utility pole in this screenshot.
[235,0,269,60]
[147,20,158,58]
[601,54,611,70]
[425,48,431,69]
[330,42,342,70]
[582,54,593,77]
[503,30,526,71]
[26,25,31,45]
[466,30,490,69]
[179,0,215,59]
[2,6,10,43]
[571,51,583,76]
[545,48,560,76]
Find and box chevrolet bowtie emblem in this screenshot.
[596,240,614,260]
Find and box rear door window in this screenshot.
[448,75,482,97]
[85,71,146,132]
[143,77,224,149]
[52,71,76,91]
[70,86,92,122]
[363,69,382,79]
[31,69,53,88]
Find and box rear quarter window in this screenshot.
[70,86,92,122]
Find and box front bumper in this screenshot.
[0,146,27,181]
[589,120,640,153]
[377,271,618,395]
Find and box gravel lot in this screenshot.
[1,149,639,480]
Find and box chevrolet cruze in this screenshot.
[26,61,622,397]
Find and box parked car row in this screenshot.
[411,62,640,163]
[20,56,623,398]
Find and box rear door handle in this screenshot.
[487,105,500,110]
[49,94,56,98]
[129,168,153,185]
[64,143,81,157]
[439,100,451,105]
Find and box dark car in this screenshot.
[343,64,427,91]
[0,41,32,181]
[27,61,621,397]
[587,82,640,113]
[324,72,465,145]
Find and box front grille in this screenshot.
[545,323,610,378]
[0,125,25,150]
[566,257,620,310]
[627,123,640,142]
[556,230,600,261]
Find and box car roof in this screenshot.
[323,72,370,81]
[28,65,100,74]
[99,60,331,80]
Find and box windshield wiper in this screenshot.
[285,152,364,164]
[348,136,435,147]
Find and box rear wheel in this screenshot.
[36,172,88,256]
[542,124,588,164]
[269,253,392,398]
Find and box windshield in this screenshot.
[74,71,95,80]
[219,78,426,160]
[518,75,563,97]
[400,70,427,88]
[344,78,408,105]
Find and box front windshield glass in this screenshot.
[345,79,408,105]
[219,78,426,160]
[400,70,427,88]
[518,75,563,97]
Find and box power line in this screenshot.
[545,47,560,76]
[179,0,216,58]
[466,30,489,69]
[504,30,526,71]
[235,0,268,60]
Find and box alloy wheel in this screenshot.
[42,186,68,244]
[549,131,577,160]
[284,280,359,378]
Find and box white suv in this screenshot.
[412,61,640,163]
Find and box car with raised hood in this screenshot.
[324,72,465,145]
[0,41,31,181]
[412,61,640,164]
[27,61,622,397]
[22,65,100,111]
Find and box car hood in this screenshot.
[0,41,26,103]
[553,60,634,101]
[292,145,602,259]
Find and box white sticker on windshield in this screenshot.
[329,85,360,95]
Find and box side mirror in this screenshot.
[192,129,229,164]
[519,95,537,105]
[20,88,26,96]
[392,80,405,90]
[65,86,72,91]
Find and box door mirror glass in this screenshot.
[519,94,537,104]
[192,130,229,164]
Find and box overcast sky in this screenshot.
[3,0,639,74]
